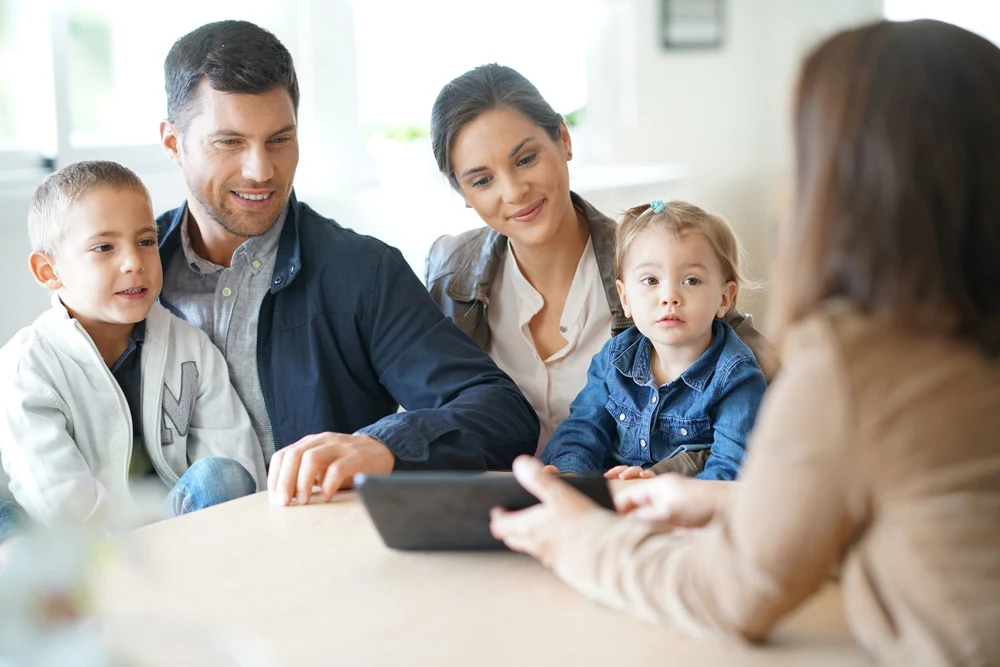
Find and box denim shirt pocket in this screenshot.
[605,397,645,462]
[655,415,713,460]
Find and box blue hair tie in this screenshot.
[650,200,666,214]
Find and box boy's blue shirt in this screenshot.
[541,320,767,480]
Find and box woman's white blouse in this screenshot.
[487,238,614,455]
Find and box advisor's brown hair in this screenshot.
[775,20,1000,354]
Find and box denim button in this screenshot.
[640,439,647,448]
[221,287,232,298]
[651,395,658,404]
[619,413,626,422]
[680,427,689,436]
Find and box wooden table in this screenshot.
[96,491,873,667]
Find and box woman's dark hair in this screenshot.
[164,20,299,130]
[776,19,1000,354]
[431,64,565,189]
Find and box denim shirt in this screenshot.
[541,320,767,480]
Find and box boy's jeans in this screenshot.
[0,457,254,537]
[0,497,26,542]
[165,457,256,518]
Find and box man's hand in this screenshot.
[267,432,395,506]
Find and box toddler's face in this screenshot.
[616,227,735,351]
[46,186,162,330]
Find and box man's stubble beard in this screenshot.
[187,176,287,239]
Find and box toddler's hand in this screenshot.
[604,465,655,480]
[541,465,561,475]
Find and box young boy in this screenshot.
[0,160,266,534]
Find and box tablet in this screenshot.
[354,472,615,550]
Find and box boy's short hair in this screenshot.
[615,201,759,314]
[28,160,151,254]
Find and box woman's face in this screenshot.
[449,107,574,248]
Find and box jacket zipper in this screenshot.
[256,293,276,458]
[73,321,135,492]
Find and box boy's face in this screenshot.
[616,227,735,352]
[36,186,162,330]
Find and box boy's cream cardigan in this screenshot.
[0,297,265,529]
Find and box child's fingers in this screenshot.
[541,465,561,475]
[604,466,628,478]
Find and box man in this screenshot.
[156,20,539,506]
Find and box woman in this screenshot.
[490,20,1000,666]
[426,64,778,455]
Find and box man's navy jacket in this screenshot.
[157,193,539,470]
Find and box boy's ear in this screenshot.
[616,278,632,318]
[29,251,61,291]
[717,281,737,318]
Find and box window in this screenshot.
[0,0,55,169]
[353,0,593,138]
[885,0,1000,45]
[61,0,294,151]
[0,0,298,178]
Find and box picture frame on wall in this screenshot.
[660,0,724,49]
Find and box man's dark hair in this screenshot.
[164,20,299,129]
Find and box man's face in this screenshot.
[164,80,299,239]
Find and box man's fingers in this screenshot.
[320,460,352,501]
[273,446,306,506]
[296,448,327,506]
[267,449,285,494]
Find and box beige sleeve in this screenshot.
[551,320,866,641]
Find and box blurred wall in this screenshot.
[0,0,884,342]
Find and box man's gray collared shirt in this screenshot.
[160,207,287,462]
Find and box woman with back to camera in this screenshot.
[490,20,1000,665]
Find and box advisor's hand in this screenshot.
[614,474,732,529]
[489,456,599,567]
[267,432,395,506]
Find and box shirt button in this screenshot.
[619,413,626,422]
[221,287,232,297]
[640,439,647,448]
[680,427,689,436]
[559,325,567,333]
[651,395,658,404]
[252,260,262,270]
